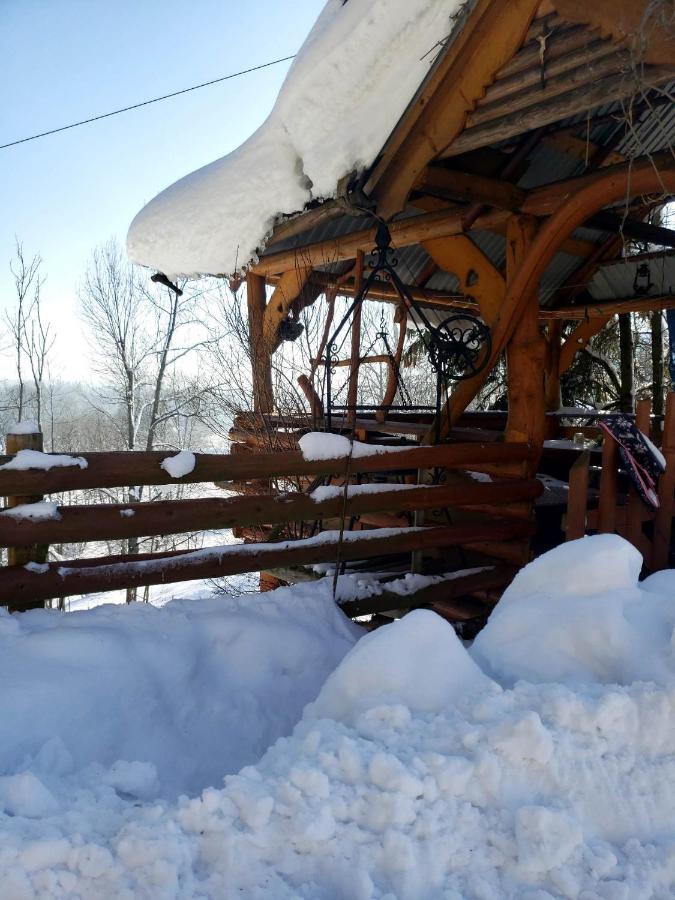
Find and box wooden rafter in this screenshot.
[549,295,675,319]
[364,0,541,218]
[554,0,675,66]
[254,153,673,276]
[441,65,673,158]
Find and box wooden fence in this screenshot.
[0,434,539,613]
[565,393,675,569]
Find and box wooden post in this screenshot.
[624,399,651,558]
[346,251,364,428]
[597,435,618,534]
[4,426,48,611]
[545,320,562,413]
[504,215,546,470]
[565,450,590,540]
[246,273,273,413]
[653,392,675,569]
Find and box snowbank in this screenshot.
[0,582,361,801]
[4,535,675,898]
[127,0,465,277]
[472,534,675,685]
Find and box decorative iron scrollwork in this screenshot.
[427,315,492,382]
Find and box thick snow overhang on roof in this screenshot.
[127,0,466,279]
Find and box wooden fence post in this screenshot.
[653,392,675,570]
[4,426,48,611]
[565,450,590,541]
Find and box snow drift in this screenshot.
[4,535,675,898]
[0,582,361,801]
[127,0,466,277]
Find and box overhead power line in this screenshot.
[0,54,296,151]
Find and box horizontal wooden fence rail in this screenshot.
[0,521,536,607]
[0,479,542,548]
[339,564,517,619]
[0,442,533,495]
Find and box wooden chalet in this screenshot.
[128,0,675,621]
[5,0,673,619]
[225,0,675,606]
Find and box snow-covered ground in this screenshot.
[3,534,675,898]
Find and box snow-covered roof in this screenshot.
[127,0,465,278]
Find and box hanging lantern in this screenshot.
[633,262,654,297]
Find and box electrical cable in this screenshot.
[0,54,296,151]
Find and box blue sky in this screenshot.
[1,0,324,377]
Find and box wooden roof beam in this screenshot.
[549,295,675,319]
[415,166,526,212]
[254,155,672,277]
[364,0,541,218]
[441,65,674,159]
[588,211,675,250]
[553,0,675,66]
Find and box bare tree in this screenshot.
[79,239,205,600]
[6,241,45,423]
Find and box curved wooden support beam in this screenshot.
[423,234,505,321]
[262,266,313,350]
[558,315,612,375]
[433,162,675,439]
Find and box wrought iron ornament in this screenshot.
[323,222,491,435]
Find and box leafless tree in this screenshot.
[5,241,54,426]
[79,239,207,599]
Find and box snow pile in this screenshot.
[5,536,675,897]
[160,449,196,479]
[127,0,465,276]
[299,431,412,460]
[472,534,675,685]
[308,609,493,724]
[0,582,360,801]
[0,449,88,472]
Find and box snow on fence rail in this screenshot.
[0,435,537,610]
[0,442,533,495]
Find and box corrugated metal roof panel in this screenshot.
[589,252,675,301]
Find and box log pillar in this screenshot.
[545,320,562,412]
[504,215,546,471]
[5,426,48,611]
[246,273,273,413]
[346,251,365,427]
